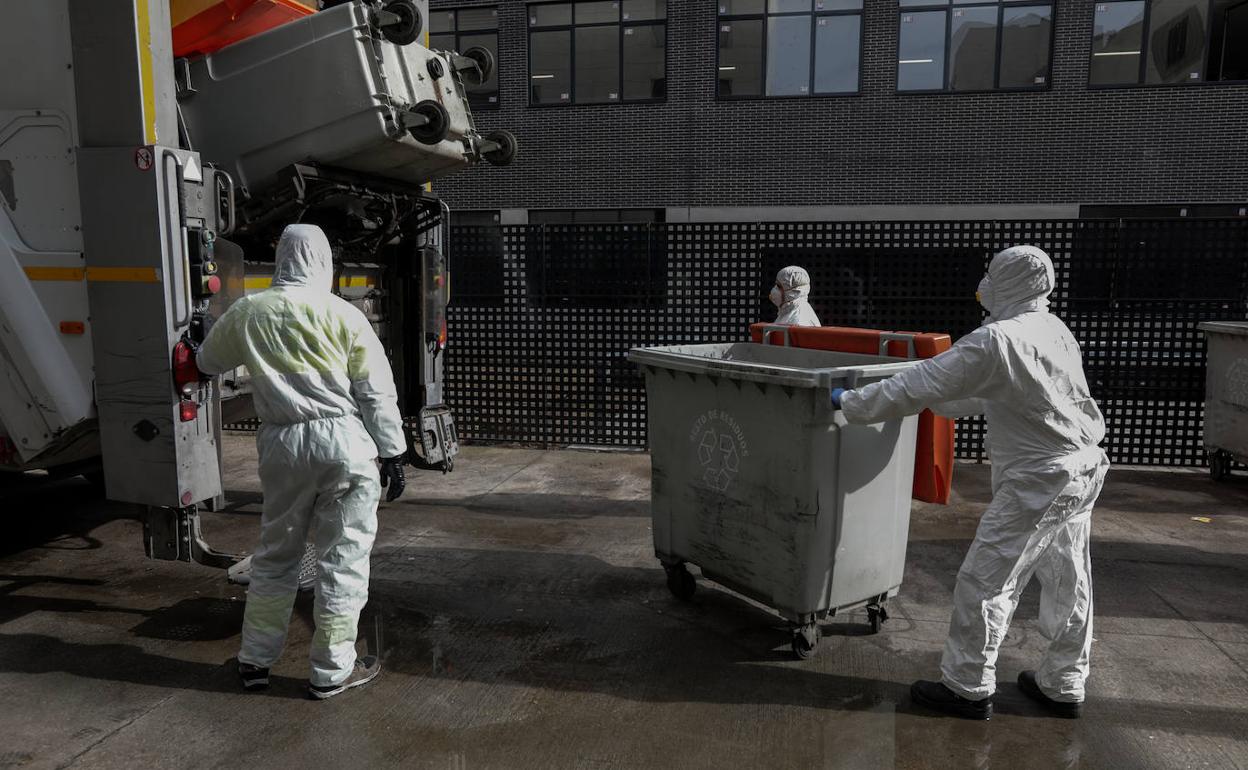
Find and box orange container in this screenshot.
[171,0,315,58]
[750,323,956,505]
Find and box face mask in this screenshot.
[976,276,993,313]
[769,285,784,307]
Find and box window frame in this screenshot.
[716,2,865,101]
[527,1,669,108]
[894,0,1056,95]
[1087,0,1248,89]
[429,6,502,111]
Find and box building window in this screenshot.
[430,7,500,109]
[896,1,1054,92]
[526,210,667,308]
[528,2,667,105]
[1089,0,1248,86]
[717,1,863,98]
[447,211,504,306]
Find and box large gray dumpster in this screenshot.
[629,342,919,658]
[179,1,514,198]
[1199,322,1248,481]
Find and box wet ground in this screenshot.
[1,435,1247,769]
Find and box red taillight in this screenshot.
[172,340,203,396]
[438,318,447,349]
[179,399,199,422]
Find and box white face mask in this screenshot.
[976,275,994,313]
[769,285,784,307]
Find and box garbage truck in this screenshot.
[0,0,514,570]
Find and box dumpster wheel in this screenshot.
[791,623,821,660]
[867,604,889,634]
[1209,450,1233,482]
[664,563,696,601]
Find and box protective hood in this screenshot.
[775,265,812,305]
[982,245,1054,321]
[272,224,334,290]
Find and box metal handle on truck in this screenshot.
[215,169,236,237]
[160,149,192,329]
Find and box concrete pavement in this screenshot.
[1,435,1246,768]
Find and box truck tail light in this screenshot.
[179,399,199,422]
[438,318,447,349]
[172,340,204,397]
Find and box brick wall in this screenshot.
[430,0,1248,210]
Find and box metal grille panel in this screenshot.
[238,219,1248,468]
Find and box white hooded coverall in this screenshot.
[197,224,406,686]
[841,246,1108,703]
[771,265,821,327]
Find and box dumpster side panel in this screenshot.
[1204,331,1248,459]
[645,369,824,612]
[827,416,918,609]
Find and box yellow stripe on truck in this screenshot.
[26,266,162,283]
[24,267,86,282]
[245,276,378,290]
[87,267,162,283]
[136,0,158,145]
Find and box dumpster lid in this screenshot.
[1198,322,1248,337]
[628,342,917,389]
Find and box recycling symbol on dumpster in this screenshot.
[1227,360,1248,407]
[698,427,740,492]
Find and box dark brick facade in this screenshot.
[430,0,1248,211]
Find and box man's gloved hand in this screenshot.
[379,455,406,502]
[831,387,848,408]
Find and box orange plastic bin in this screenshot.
[750,323,956,505]
[171,0,315,58]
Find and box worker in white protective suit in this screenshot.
[196,224,407,700]
[769,266,821,326]
[832,245,1108,720]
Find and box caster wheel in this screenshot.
[459,45,495,86]
[408,100,450,145]
[664,564,696,601]
[482,129,517,167]
[377,0,422,46]
[867,604,888,634]
[791,623,821,660]
[1209,451,1232,482]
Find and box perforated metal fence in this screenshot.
[445,219,1248,466]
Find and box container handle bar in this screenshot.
[878,333,917,358]
[759,325,791,347]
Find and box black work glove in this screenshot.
[379,455,406,502]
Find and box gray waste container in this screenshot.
[1199,321,1248,481]
[180,2,513,198]
[629,341,919,658]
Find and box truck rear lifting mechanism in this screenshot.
[0,0,516,573]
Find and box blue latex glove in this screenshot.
[831,387,847,408]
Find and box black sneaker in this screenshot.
[910,679,993,720]
[239,662,270,692]
[308,655,381,701]
[1018,670,1083,719]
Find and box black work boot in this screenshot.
[238,661,270,692]
[1018,670,1083,719]
[308,655,381,701]
[910,679,993,720]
